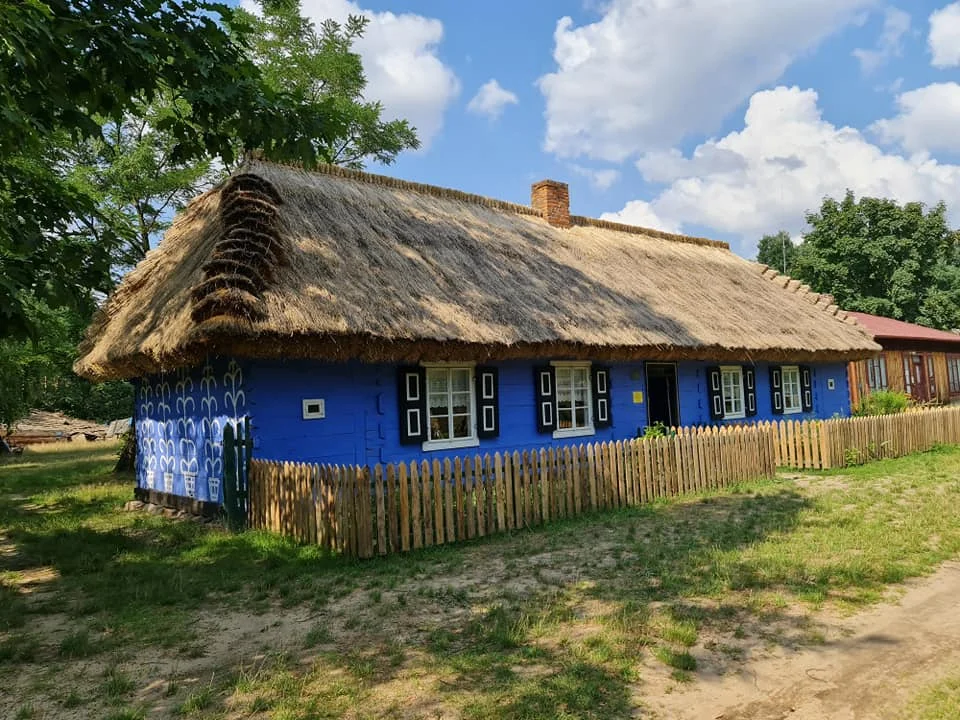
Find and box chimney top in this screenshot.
[531,179,571,229]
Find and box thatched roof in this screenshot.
[75,160,880,381]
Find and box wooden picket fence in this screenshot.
[758,404,960,470]
[249,424,776,558]
[247,405,960,558]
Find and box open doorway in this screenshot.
[646,362,679,428]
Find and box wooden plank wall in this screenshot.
[933,353,950,403]
[851,350,955,406]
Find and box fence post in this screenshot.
[221,420,250,531]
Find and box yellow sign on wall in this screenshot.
[632,391,644,404]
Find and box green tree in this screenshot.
[794,191,960,329]
[67,96,216,267]
[0,301,132,430]
[1,0,346,337]
[239,3,420,168]
[756,230,799,275]
[1,0,424,431]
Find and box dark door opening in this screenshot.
[646,363,679,428]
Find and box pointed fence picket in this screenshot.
[248,423,776,558]
[247,405,960,558]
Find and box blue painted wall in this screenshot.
[675,361,850,427]
[135,356,851,502]
[134,359,248,503]
[247,358,852,467]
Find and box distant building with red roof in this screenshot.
[847,311,960,407]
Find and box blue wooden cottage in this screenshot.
[75,160,880,506]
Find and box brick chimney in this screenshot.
[531,180,571,228]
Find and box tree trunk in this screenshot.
[114,423,136,473]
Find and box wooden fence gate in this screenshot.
[223,417,252,530]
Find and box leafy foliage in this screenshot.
[0,302,132,429]
[853,390,911,417]
[0,0,420,428]
[0,0,345,337]
[239,2,420,168]
[793,191,960,329]
[755,231,798,275]
[67,96,216,267]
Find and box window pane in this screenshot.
[574,368,589,388]
[574,406,587,427]
[429,395,449,416]
[430,416,449,440]
[452,391,471,415]
[428,371,448,395]
[782,368,801,412]
[558,407,573,429]
[451,369,470,393]
[721,368,743,415]
[556,368,571,387]
[452,414,470,438]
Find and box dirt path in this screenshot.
[649,561,960,719]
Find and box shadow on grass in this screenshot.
[412,487,814,718]
[1,444,814,718]
[15,446,960,719]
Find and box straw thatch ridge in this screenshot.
[757,265,861,326]
[190,173,286,324]
[265,159,542,218]
[570,216,728,249]
[75,159,880,381]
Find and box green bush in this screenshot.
[642,422,676,438]
[853,390,911,416]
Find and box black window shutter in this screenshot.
[592,366,613,428]
[800,365,814,412]
[769,367,784,415]
[476,366,500,439]
[398,366,427,444]
[743,366,757,417]
[534,366,556,433]
[707,366,724,420]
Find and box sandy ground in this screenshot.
[647,561,960,719]
[5,529,960,718]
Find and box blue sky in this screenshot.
[270,1,960,257]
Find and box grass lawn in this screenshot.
[899,670,960,720]
[1,442,959,718]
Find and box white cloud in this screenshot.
[852,7,911,73]
[250,0,460,149]
[871,82,960,153]
[537,0,878,162]
[466,80,519,120]
[601,200,680,233]
[569,164,621,190]
[611,86,960,254]
[929,2,960,67]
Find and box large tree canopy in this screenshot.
[0,0,423,430]
[0,0,347,337]
[755,230,799,276]
[792,191,960,330]
[240,4,420,168]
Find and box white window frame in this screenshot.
[720,366,745,420]
[949,355,960,396]
[867,357,888,391]
[421,363,479,451]
[781,365,803,415]
[551,361,595,439]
